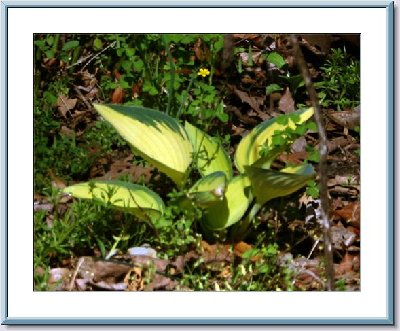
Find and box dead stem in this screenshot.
[290,35,335,291]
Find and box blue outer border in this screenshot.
[1,0,395,326]
[386,0,395,326]
[1,0,7,326]
[0,0,394,7]
[0,317,396,325]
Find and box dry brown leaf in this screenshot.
[327,106,360,130]
[325,136,354,153]
[231,123,247,136]
[278,151,309,164]
[48,268,71,285]
[98,155,154,182]
[336,252,356,275]
[57,95,77,117]
[234,241,261,262]
[131,80,142,99]
[298,193,314,208]
[93,281,128,291]
[331,223,358,250]
[113,69,122,81]
[76,71,98,100]
[34,203,53,212]
[234,89,265,113]
[278,87,295,114]
[292,137,308,152]
[48,169,66,189]
[145,274,177,291]
[124,266,144,291]
[111,87,125,104]
[194,38,209,61]
[334,202,360,228]
[328,175,359,187]
[299,34,332,54]
[76,257,131,284]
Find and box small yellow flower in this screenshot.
[197,68,210,77]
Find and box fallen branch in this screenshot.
[290,35,335,291]
[79,41,116,72]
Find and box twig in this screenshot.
[79,41,116,72]
[66,53,93,70]
[73,85,92,110]
[290,35,335,291]
[298,268,325,288]
[68,257,85,291]
[177,71,196,119]
[163,36,175,116]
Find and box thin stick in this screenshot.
[290,35,335,291]
[163,36,175,116]
[73,85,92,110]
[79,41,116,72]
[68,257,85,291]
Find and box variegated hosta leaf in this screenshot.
[94,104,193,186]
[235,107,314,173]
[244,165,315,206]
[63,180,165,222]
[185,121,233,179]
[187,171,227,207]
[280,163,315,175]
[202,175,252,230]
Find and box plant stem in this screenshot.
[163,36,175,116]
[177,71,196,119]
[290,35,335,291]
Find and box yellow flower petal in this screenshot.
[197,68,210,77]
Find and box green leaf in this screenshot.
[94,104,193,186]
[280,74,305,93]
[45,50,55,59]
[266,52,286,69]
[63,180,165,222]
[306,180,319,198]
[266,83,283,95]
[187,171,227,207]
[307,121,317,132]
[244,165,315,205]
[217,112,229,123]
[213,37,224,52]
[202,175,252,230]
[142,81,158,95]
[34,40,45,48]
[235,108,314,173]
[133,58,144,71]
[185,121,233,179]
[125,48,135,57]
[93,38,103,51]
[62,40,79,51]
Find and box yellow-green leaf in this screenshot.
[280,163,315,175]
[187,171,227,207]
[244,165,315,205]
[185,121,233,179]
[63,180,165,222]
[235,107,314,173]
[94,104,193,186]
[202,175,252,230]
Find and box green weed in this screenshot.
[315,48,360,110]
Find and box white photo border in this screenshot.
[1,1,395,326]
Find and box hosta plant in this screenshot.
[63,104,315,238]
